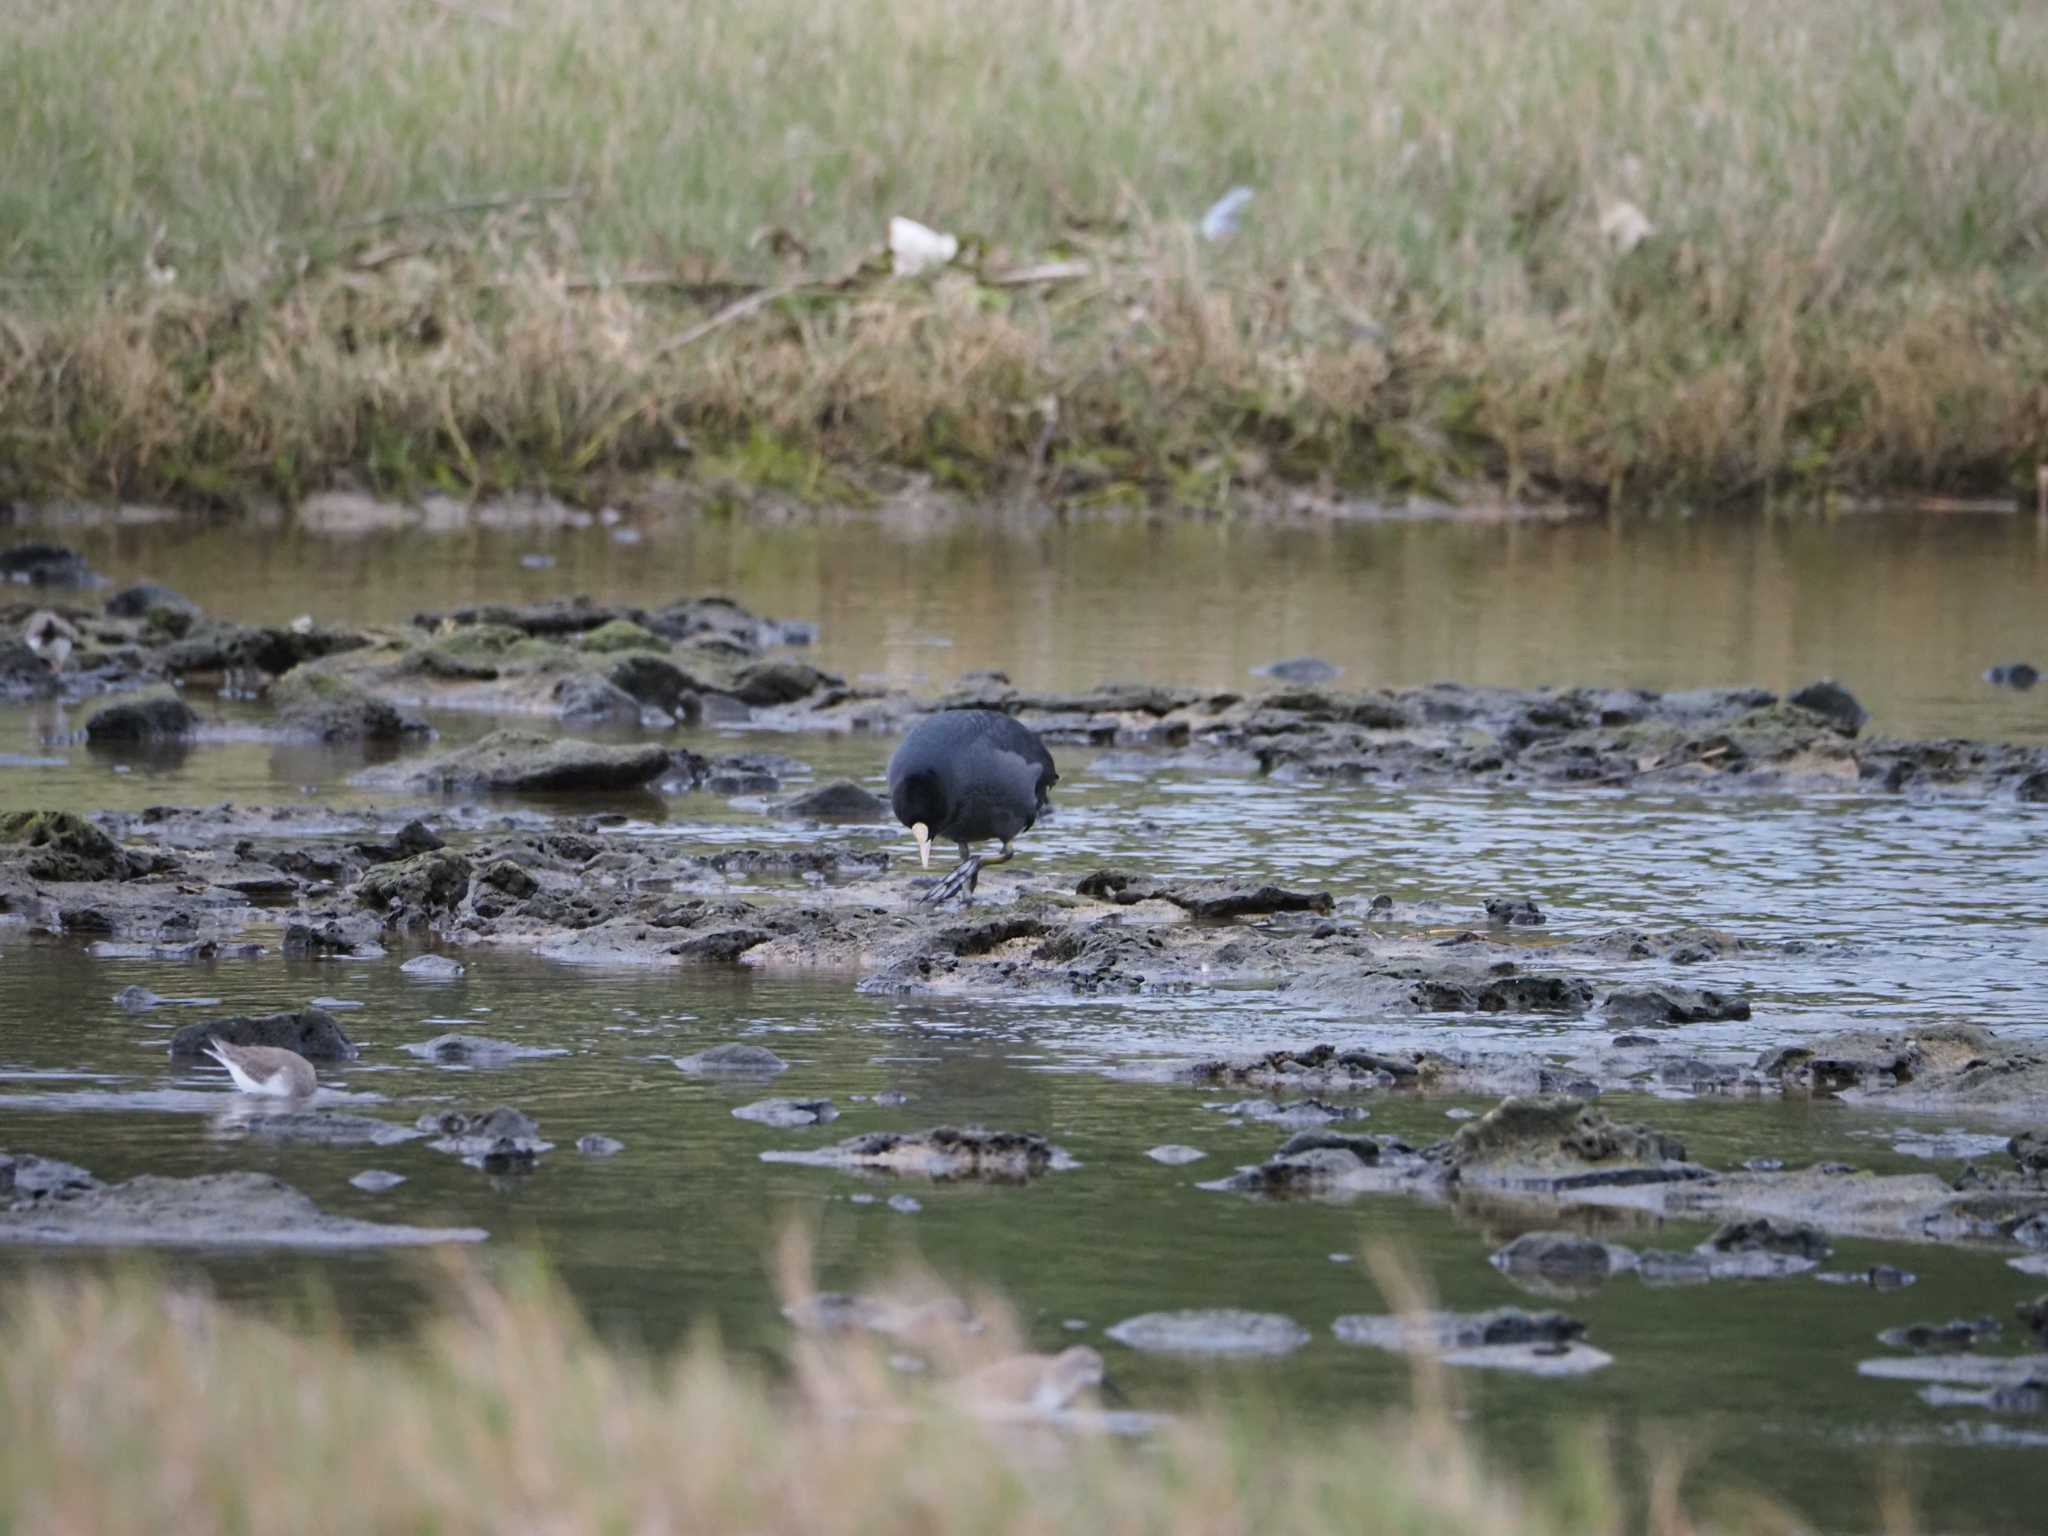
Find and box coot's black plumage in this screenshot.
[888,709,1057,901]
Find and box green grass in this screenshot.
[0,1249,1839,1535]
[4,0,2048,510]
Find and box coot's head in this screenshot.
[891,768,947,867]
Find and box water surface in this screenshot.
[3,506,2047,1529]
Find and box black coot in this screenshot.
[887,709,1058,901]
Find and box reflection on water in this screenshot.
[2,507,2047,1530]
[14,506,2048,738]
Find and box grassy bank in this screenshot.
[0,1253,1820,1535]
[4,0,2047,512]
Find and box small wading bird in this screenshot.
[888,709,1057,903]
[204,1037,318,1099]
[21,610,78,672]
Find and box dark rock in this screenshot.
[760,1126,1069,1181]
[607,655,704,720]
[0,810,149,882]
[2016,1295,2048,1338]
[417,1106,553,1171]
[1330,1309,1596,1371]
[1985,663,2039,690]
[1611,1034,1659,1049]
[551,672,644,725]
[283,912,388,957]
[376,731,672,794]
[2011,1131,2048,1175]
[354,850,472,917]
[1483,898,1545,927]
[1816,1266,1917,1290]
[1878,1317,2002,1353]
[1437,1096,1694,1191]
[0,544,95,586]
[1788,678,1868,735]
[1410,976,1596,1014]
[706,848,888,881]
[1698,1217,1831,1275]
[1185,1043,1418,1091]
[0,640,58,701]
[771,780,887,821]
[1988,1378,2048,1415]
[105,581,200,622]
[1604,986,1752,1026]
[1076,871,1335,918]
[732,660,839,706]
[1221,1145,1372,1195]
[669,927,773,962]
[84,691,197,745]
[168,1008,357,1061]
[1490,1230,1635,1281]
[476,858,539,899]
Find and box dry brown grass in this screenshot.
[0,1240,1822,1536]
[4,0,2047,510]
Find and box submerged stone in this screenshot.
[676,1043,790,1076]
[400,1034,566,1066]
[762,1126,1071,1180]
[732,1098,838,1128]
[1105,1309,1310,1356]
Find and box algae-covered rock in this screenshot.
[0,811,145,882]
[354,850,472,915]
[273,666,425,743]
[576,619,671,655]
[1437,1096,1697,1192]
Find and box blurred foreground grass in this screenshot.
[3,0,2046,511]
[0,1249,1842,1536]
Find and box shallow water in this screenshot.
[4,506,2048,1528]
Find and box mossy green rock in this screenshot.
[577,619,670,655]
[273,666,422,743]
[0,811,139,882]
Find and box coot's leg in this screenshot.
[918,840,1014,904]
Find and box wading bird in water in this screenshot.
[204,1038,318,1098]
[888,709,1057,903]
